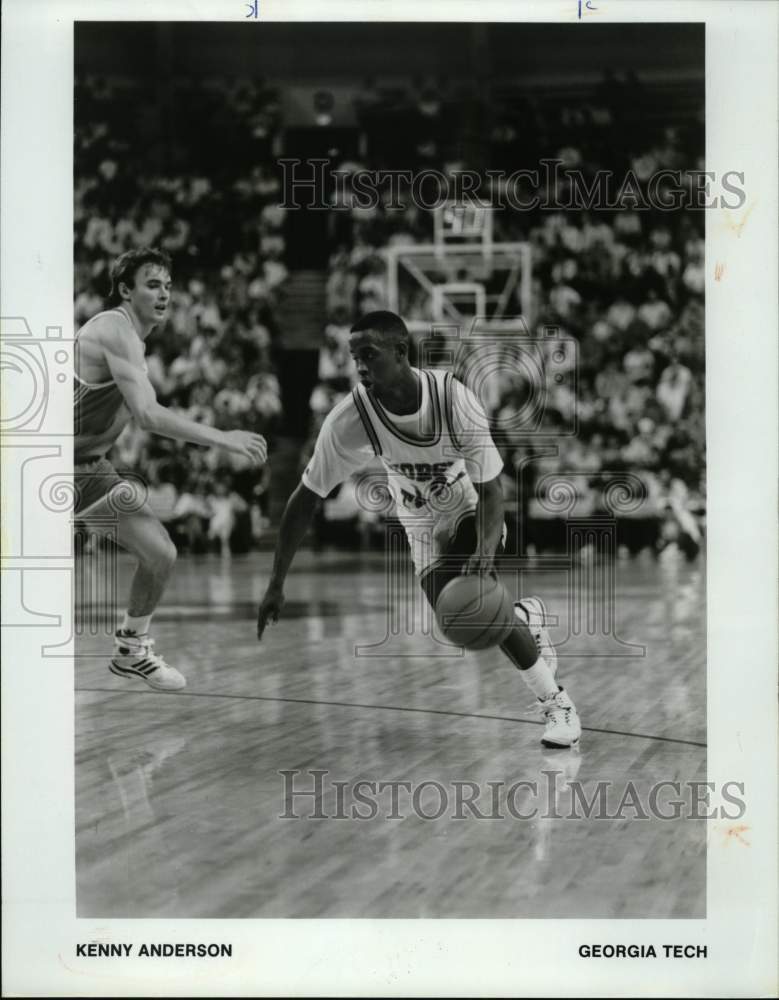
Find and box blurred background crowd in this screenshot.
[75,22,705,560]
[75,73,286,552]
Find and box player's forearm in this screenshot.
[268,482,320,589]
[140,403,226,449]
[474,479,505,556]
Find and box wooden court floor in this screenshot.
[75,548,706,918]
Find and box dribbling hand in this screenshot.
[222,430,268,466]
[462,553,495,576]
[257,586,285,640]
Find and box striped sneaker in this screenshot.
[515,597,558,677]
[110,630,186,692]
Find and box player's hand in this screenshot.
[257,585,285,640]
[462,553,495,576]
[222,430,268,466]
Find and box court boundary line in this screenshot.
[75,687,707,749]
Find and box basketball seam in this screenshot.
[465,597,510,648]
[438,577,511,648]
[440,577,499,625]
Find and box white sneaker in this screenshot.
[515,597,558,677]
[537,688,581,748]
[110,630,186,692]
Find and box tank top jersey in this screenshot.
[74,307,146,463]
[302,368,504,574]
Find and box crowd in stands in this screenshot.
[312,74,706,559]
[75,68,705,559]
[75,73,286,551]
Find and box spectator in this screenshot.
[637,289,673,331]
[207,480,249,558]
[656,356,693,421]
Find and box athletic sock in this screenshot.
[121,612,152,636]
[518,657,559,700]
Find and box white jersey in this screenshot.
[302,367,504,573]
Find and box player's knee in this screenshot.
[159,536,178,572]
[142,535,177,575]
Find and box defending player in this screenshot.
[75,247,267,690]
[257,310,581,747]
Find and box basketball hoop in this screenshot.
[434,202,493,250]
[387,238,532,339]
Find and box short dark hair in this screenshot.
[108,247,172,306]
[351,310,410,348]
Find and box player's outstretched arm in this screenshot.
[463,474,505,576]
[257,481,320,639]
[99,319,267,465]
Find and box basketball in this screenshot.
[435,574,515,650]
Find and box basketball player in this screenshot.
[75,247,267,690]
[257,310,581,747]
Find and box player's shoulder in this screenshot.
[318,390,362,436]
[323,389,358,421]
[76,311,136,383]
[317,390,376,452]
[418,366,448,380]
[82,309,139,354]
[421,366,468,394]
[80,307,132,332]
[416,367,482,417]
[432,369,480,408]
[79,308,132,343]
[439,372,490,434]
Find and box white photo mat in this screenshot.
[2,0,777,995]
